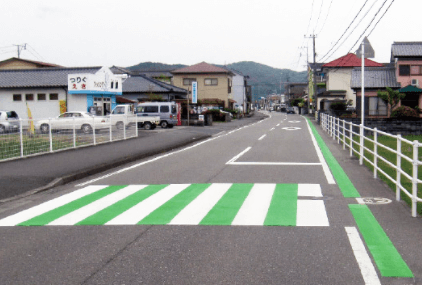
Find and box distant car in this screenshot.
[35,112,110,134]
[0,110,20,134]
[287,107,295,114]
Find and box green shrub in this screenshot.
[391,106,419,118]
[329,102,347,111]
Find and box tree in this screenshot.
[377,87,405,111]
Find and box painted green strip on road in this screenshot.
[199,183,253,225]
[349,204,413,277]
[76,184,169,225]
[138,184,211,225]
[306,118,360,198]
[18,185,126,226]
[264,184,297,226]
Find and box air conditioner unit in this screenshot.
[411,79,419,87]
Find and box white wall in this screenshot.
[327,68,355,106]
[231,73,245,110]
[0,88,67,119]
[68,94,87,113]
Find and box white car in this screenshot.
[0,110,20,134]
[36,112,110,134]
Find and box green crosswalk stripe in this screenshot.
[76,184,169,225]
[138,184,211,225]
[199,183,253,225]
[18,185,127,226]
[264,184,298,226]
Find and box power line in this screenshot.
[367,0,395,37]
[318,0,370,62]
[313,0,325,33]
[316,0,333,35]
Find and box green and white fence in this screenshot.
[320,112,422,217]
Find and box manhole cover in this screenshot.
[356,197,392,205]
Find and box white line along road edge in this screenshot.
[345,227,381,285]
[303,116,335,184]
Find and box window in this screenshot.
[25,94,34,101]
[111,81,114,89]
[411,66,422,75]
[37,94,46,101]
[13,94,22,101]
[50,93,58,100]
[160,106,169,112]
[399,65,410,76]
[369,97,387,116]
[115,82,118,89]
[204,78,218,86]
[144,106,159,113]
[183,78,196,86]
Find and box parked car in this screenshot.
[35,112,110,134]
[110,105,160,130]
[0,111,19,134]
[136,102,177,128]
[287,107,295,114]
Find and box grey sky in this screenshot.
[0,0,419,71]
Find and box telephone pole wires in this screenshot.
[305,34,318,111]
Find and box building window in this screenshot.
[38,94,46,101]
[204,78,218,86]
[13,94,22,101]
[411,66,422,75]
[399,65,410,76]
[115,82,118,89]
[183,78,196,86]
[25,94,34,101]
[50,93,58,100]
[369,97,387,116]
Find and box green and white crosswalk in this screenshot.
[0,183,329,227]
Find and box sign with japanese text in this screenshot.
[68,67,123,95]
[192,81,197,104]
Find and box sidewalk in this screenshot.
[0,112,268,202]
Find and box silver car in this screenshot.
[0,111,20,134]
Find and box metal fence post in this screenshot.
[49,118,53,152]
[73,117,76,148]
[136,114,138,138]
[336,118,340,143]
[412,140,419,217]
[349,123,353,157]
[359,124,363,165]
[123,115,126,140]
[93,117,96,145]
[374,128,378,179]
[109,116,113,142]
[342,120,346,150]
[396,135,402,201]
[19,118,23,157]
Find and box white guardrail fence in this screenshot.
[0,115,140,162]
[320,112,422,217]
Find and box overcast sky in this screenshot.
[0,0,419,72]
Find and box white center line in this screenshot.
[345,227,381,285]
[258,134,266,141]
[270,127,275,131]
[226,147,251,164]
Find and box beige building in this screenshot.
[171,62,234,108]
[0,57,62,70]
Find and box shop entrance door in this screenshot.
[93,97,111,116]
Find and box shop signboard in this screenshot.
[68,67,123,95]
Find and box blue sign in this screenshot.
[192,82,197,104]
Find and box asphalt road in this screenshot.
[0,111,420,284]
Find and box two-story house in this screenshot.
[391,42,422,110]
[171,62,234,109]
[320,53,384,111]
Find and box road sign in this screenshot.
[192,82,197,104]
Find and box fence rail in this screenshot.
[0,115,140,162]
[320,112,422,217]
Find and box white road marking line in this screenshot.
[232,183,275,226]
[304,117,336,184]
[356,198,365,204]
[106,184,190,225]
[296,200,329,226]
[228,162,322,166]
[276,124,280,126]
[226,147,251,164]
[76,118,270,187]
[270,127,275,131]
[169,183,232,225]
[48,185,147,225]
[258,134,266,141]
[298,184,322,197]
[0,185,107,226]
[345,227,381,285]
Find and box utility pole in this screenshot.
[305,35,317,112]
[13,44,26,58]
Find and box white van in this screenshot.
[136,102,178,128]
